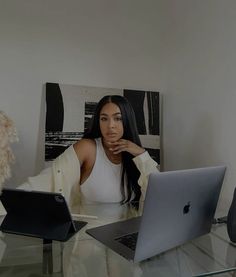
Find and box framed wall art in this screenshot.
[45,82,161,166]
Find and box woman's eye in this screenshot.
[100,117,107,121]
[115,117,122,121]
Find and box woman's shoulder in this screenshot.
[73,138,96,164]
[73,138,96,151]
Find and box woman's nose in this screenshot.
[108,119,115,128]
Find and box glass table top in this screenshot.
[0,202,235,277]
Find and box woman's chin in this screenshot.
[104,137,119,143]
[106,139,117,143]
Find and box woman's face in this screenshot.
[99,102,124,143]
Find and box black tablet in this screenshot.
[0,188,87,241]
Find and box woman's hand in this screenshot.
[107,139,145,157]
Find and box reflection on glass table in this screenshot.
[0,202,236,277]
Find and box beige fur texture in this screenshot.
[0,111,18,190]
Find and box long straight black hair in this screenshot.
[83,95,142,207]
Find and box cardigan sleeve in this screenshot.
[52,145,81,206]
[132,151,159,199]
[18,145,81,208]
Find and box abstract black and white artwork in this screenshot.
[45,83,160,165]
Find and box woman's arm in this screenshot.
[73,139,96,185]
[132,151,159,199]
[52,144,81,205]
[107,139,159,199]
[18,144,81,207]
[18,139,95,208]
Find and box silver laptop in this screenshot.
[86,166,226,262]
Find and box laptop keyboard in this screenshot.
[115,232,138,251]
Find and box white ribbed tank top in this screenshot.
[80,138,123,203]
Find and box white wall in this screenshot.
[1,0,236,210]
[162,0,236,208]
[0,0,167,185]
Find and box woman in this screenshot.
[20,95,158,208]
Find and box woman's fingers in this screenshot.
[108,140,144,156]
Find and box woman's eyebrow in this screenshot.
[100,112,122,116]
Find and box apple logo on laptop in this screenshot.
[183,201,191,214]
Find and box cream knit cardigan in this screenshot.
[19,145,158,208]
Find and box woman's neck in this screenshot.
[102,139,122,164]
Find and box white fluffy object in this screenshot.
[0,111,18,190]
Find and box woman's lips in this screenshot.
[105,133,118,140]
[107,132,117,136]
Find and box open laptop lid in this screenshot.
[86,166,226,262]
[0,188,87,241]
[134,165,226,261]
